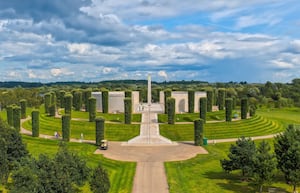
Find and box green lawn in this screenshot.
[22,112,140,141]
[22,135,135,193]
[165,139,293,193]
[160,115,283,141]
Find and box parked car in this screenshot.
[100,139,108,150]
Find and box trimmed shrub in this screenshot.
[73,91,82,111]
[188,90,195,113]
[249,105,256,117]
[50,92,56,105]
[124,97,132,124]
[232,96,237,110]
[49,104,56,117]
[241,98,248,119]
[44,93,51,114]
[64,94,73,116]
[13,106,21,131]
[218,89,226,110]
[32,110,39,137]
[199,97,207,123]
[194,118,204,146]
[59,90,66,108]
[164,89,172,114]
[125,90,132,98]
[206,90,213,112]
[20,99,27,119]
[95,117,105,146]
[102,90,109,113]
[6,105,13,126]
[83,89,91,112]
[89,97,96,122]
[167,97,175,124]
[62,114,70,142]
[225,98,233,122]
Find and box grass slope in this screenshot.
[165,140,292,193]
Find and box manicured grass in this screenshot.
[22,112,140,141]
[160,115,283,141]
[62,109,142,123]
[22,135,135,193]
[165,139,292,193]
[158,110,241,123]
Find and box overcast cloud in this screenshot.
[0,0,300,83]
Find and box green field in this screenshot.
[165,139,293,193]
[22,135,135,193]
[158,110,227,122]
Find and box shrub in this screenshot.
[218,89,226,110]
[83,89,91,112]
[194,118,204,146]
[49,104,56,117]
[125,90,132,98]
[124,97,132,124]
[13,106,21,131]
[95,117,105,146]
[164,89,172,114]
[89,97,96,122]
[31,110,39,137]
[44,93,51,114]
[59,90,66,108]
[64,94,73,116]
[6,105,13,126]
[73,91,82,111]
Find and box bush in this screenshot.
[188,90,195,113]
[89,97,96,122]
[31,110,39,137]
[90,163,110,193]
[167,97,175,124]
[194,118,204,146]
[62,114,71,141]
[95,117,105,146]
[124,98,132,124]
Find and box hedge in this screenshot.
[31,110,39,137]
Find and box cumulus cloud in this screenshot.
[158,70,168,79]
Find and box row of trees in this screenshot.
[220,125,300,193]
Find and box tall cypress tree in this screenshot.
[19,99,27,119]
[13,106,21,131]
[164,89,172,114]
[59,90,66,108]
[89,97,96,122]
[241,98,248,119]
[6,105,13,126]
[83,89,91,112]
[32,110,39,137]
[199,97,207,123]
[225,98,233,122]
[102,90,109,113]
[44,93,51,114]
[188,90,195,113]
[167,97,175,124]
[218,89,226,110]
[206,90,213,112]
[64,94,73,116]
[95,117,105,146]
[62,114,71,142]
[73,91,82,111]
[124,97,132,124]
[194,118,204,146]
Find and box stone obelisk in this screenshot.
[147,74,151,106]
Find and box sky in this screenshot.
[0,0,300,83]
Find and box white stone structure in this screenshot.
[159,91,207,113]
[92,91,140,113]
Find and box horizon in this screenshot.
[1,1,300,83]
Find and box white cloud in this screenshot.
[28,70,37,78]
[67,43,91,54]
[270,60,294,69]
[158,70,168,79]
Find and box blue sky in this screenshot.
[0,0,300,83]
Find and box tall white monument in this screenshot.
[147,74,151,106]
